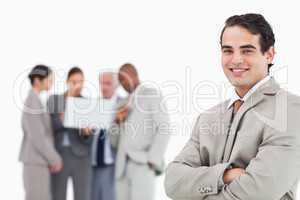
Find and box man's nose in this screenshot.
[232,52,243,65]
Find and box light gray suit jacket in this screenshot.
[110,84,170,179]
[19,89,61,166]
[165,78,300,200]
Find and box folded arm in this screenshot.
[205,125,300,200]
[164,116,230,199]
[23,112,62,165]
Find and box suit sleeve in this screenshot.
[164,115,231,200]
[23,110,62,166]
[107,97,128,149]
[204,100,300,200]
[49,113,65,133]
[146,89,171,171]
[108,122,121,149]
[47,95,65,133]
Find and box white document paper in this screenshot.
[63,97,116,129]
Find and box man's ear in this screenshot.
[265,46,275,65]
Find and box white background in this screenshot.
[1,0,300,199]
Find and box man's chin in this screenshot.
[230,79,250,87]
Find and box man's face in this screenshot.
[118,69,135,93]
[221,26,274,92]
[67,73,84,96]
[100,74,116,98]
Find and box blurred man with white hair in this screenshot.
[91,71,119,200]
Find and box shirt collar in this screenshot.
[227,75,271,109]
[110,93,117,103]
[103,93,117,103]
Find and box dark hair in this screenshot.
[220,13,275,69]
[67,67,83,80]
[28,64,52,85]
[119,63,138,76]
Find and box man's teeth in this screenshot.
[232,69,247,72]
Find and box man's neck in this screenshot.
[235,75,270,98]
[235,87,251,98]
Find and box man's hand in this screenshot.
[50,161,63,173]
[115,106,129,124]
[223,168,246,184]
[81,127,94,136]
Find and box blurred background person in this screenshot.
[112,63,170,200]
[19,64,63,200]
[91,72,119,200]
[47,67,93,200]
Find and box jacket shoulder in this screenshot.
[138,85,161,96]
[23,90,43,112]
[194,100,230,123]
[202,100,229,115]
[285,90,300,103]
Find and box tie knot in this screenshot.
[233,99,243,114]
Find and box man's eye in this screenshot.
[242,49,253,54]
[223,49,233,53]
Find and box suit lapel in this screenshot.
[219,104,234,162]
[222,78,280,162]
[223,104,234,135]
[231,78,280,136]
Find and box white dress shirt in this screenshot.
[91,95,117,166]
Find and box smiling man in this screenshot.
[164,13,300,200]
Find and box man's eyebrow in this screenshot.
[240,44,256,49]
[221,45,233,49]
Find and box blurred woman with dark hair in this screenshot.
[47,67,93,200]
[19,65,63,200]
